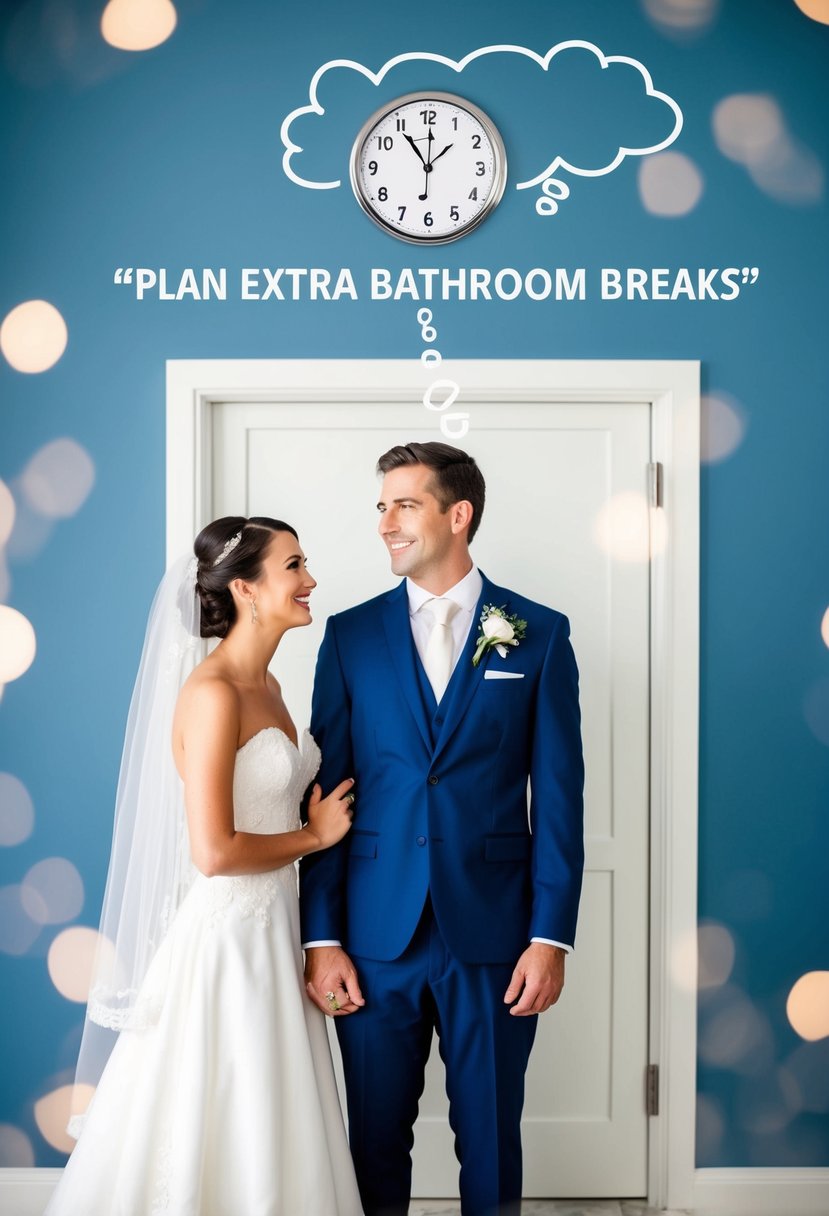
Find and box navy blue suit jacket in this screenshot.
[299,572,584,965]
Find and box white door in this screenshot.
[211,396,652,1198]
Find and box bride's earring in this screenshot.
[250,599,258,625]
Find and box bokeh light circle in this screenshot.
[712,93,823,205]
[0,480,15,548]
[701,391,748,463]
[713,94,785,166]
[670,926,698,991]
[751,137,824,205]
[0,884,42,955]
[0,772,35,846]
[22,857,84,925]
[0,605,36,682]
[698,984,774,1073]
[642,0,720,34]
[48,926,115,1003]
[803,677,829,746]
[3,487,54,562]
[787,971,829,1041]
[783,1038,829,1112]
[0,300,67,373]
[639,151,704,216]
[793,0,829,24]
[0,1123,35,1167]
[101,0,177,51]
[34,1083,95,1153]
[821,606,829,649]
[20,438,95,519]
[594,491,668,563]
[698,922,736,989]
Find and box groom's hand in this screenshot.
[503,942,565,1015]
[304,946,365,1017]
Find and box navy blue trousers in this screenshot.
[336,899,538,1216]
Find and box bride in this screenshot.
[45,516,364,1216]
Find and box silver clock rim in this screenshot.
[348,90,508,245]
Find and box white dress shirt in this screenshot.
[406,564,483,674]
[303,564,571,954]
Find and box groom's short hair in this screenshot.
[376,442,486,542]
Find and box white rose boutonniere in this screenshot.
[472,604,528,667]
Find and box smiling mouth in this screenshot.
[390,541,414,552]
[294,596,311,608]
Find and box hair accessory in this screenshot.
[212,530,243,567]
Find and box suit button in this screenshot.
[428,775,439,785]
[416,836,427,847]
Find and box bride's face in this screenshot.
[247,530,316,631]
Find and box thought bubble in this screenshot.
[281,42,682,216]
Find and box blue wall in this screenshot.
[1,0,828,1171]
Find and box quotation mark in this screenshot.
[741,268,759,285]
[113,268,134,285]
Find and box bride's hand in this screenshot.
[303,779,355,851]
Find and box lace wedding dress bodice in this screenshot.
[232,726,321,833]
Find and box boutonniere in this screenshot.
[472,604,528,667]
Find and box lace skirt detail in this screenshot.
[200,867,298,929]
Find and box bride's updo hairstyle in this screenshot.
[194,516,299,638]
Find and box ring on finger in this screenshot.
[324,990,341,1012]
[344,792,355,808]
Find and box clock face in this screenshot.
[349,92,507,244]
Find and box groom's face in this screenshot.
[377,464,453,582]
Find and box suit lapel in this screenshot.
[431,572,507,763]
[381,581,433,754]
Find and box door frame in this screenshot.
[166,357,700,1212]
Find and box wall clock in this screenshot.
[349,91,507,244]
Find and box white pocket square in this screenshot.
[484,670,525,680]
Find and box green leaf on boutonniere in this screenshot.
[471,604,528,667]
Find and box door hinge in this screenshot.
[646,1064,660,1116]
[647,462,663,509]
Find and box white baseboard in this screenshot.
[694,1168,829,1216]
[3,1166,829,1216]
[0,1169,61,1216]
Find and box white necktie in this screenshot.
[422,597,460,703]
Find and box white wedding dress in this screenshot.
[46,727,363,1216]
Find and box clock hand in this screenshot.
[418,129,435,201]
[404,133,426,166]
[429,143,454,164]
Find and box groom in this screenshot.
[301,441,584,1216]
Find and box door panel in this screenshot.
[212,397,651,1197]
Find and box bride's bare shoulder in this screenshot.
[175,663,241,736]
